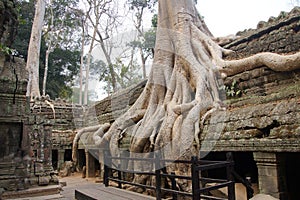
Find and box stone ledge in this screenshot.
[201,138,300,152]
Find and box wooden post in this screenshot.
[104,150,110,187]
[155,153,161,200]
[118,164,122,189]
[226,152,235,200]
[191,156,200,200]
[171,172,177,200]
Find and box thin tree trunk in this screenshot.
[42,49,50,96]
[135,6,147,79]
[79,19,85,105]
[139,47,146,78]
[96,30,117,92]
[26,0,46,98]
[84,21,97,105]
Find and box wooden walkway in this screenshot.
[75,185,156,200]
[55,173,156,200]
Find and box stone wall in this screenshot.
[224,7,300,58]
[30,99,85,151]
[0,57,31,192]
[86,79,147,126]
[200,7,300,152]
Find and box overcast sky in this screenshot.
[197,0,295,36]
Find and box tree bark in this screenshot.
[42,49,50,96]
[72,0,300,190]
[95,0,224,162]
[26,0,46,98]
[79,21,85,105]
[92,0,300,160]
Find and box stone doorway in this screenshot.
[64,149,72,161]
[285,153,300,200]
[52,149,58,170]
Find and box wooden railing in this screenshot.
[103,151,252,200]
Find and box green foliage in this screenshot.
[113,58,143,89]
[224,80,242,98]
[12,0,35,60]
[12,0,81,99]
[0,43,13,55]
[41,48,80,98]
[0,0,18,47]
[128,27,156,57]
[87,55,142,95]
[151,14,157,27]
[44,0,81,51]
[128,0,158,12]
[127,13,157,58]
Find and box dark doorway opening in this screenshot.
[52,149,58,170]
[233,152,258,184]
[78,149,86,171]
[201,151,258,198]
[64,149,72,161]
[285,153,300,200]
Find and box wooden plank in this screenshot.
[75,186,156,200]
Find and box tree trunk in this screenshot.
[79,26,85,105]
[74,0,300,190]
[95,0,224,163]
[96,30,117,92]
[42,49,50,96]
[84,15,97,105]
[139,47,147,78]
[26,0,45,98]
[93,0,300,162]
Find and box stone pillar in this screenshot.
[253,152,287,199]
[43,123,53,173]
[57,149,65,170]
[85,149,95,178]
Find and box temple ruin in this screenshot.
[0,5,299,200]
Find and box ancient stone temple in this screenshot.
[0,0,32,193]
[72,7,300,200]
[0,54,31,192]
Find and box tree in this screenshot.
[73,0,300,187]
[79,10,88,105]
[127,0,157,78]
[46,47,80,98]
[26,0,46,98]
[42,0,81,96]
[0,0,18,56]
[12,0,35,60]
[81,0,120,103]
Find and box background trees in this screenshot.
[25,0,45,98]
[42,0,81,96]
[13,0,81,99]
[127,0,157,78]
[11,0,159,102]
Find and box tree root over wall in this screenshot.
[72,0,300,193]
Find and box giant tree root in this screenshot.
[72,123,110,164]
[74,0,300,195]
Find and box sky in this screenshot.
[197,0,295,37]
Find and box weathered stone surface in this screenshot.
[224,7,300,57]
[87,79,147,125]
[0,56,30,192]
